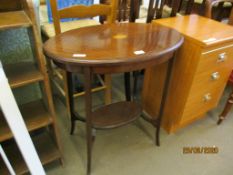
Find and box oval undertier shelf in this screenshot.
[92,101,142,129]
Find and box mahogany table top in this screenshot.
[43,23,183,73]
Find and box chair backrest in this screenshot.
[118,0,142,22]
[101,0,141,22]
[117,0,129,21]
[205,0,233,25]
[49,0,118,35]
[129,0,142,22]
[146,0,194,23]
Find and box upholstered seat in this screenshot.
[41,19,100,38]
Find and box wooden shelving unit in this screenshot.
[4,62,44,88]
[0,11,31,30]
[0,132,60,175]
[0,100,52,142]
[0,0,62,174]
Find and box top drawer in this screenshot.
[197,44,233,73]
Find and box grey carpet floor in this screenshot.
[46,74,233,175]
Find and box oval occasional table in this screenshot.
[43,23,183,174]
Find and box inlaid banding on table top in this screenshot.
[43,23,184,67]
[113,34,127,39]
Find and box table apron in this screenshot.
[51,51,175,74]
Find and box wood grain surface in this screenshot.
[43,23,183,73]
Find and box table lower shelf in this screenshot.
[92,101,142,129]
[0,131,61,175]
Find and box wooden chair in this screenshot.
[205,0,233,24]
[100,0,142,22]
[205,0,233,124]
[218,72,233,124]
[146,0,200,22]
[118,0,142,21]
[116,0,131,21]
[44,0,118,134]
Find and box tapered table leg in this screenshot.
[66,72,76,135]
[84,67,93,175]
[155,56,174,146]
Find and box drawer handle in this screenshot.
[217,53,227,62]
[211,72,220,80]
[203,93,212,102]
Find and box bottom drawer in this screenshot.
[180,86,225,123]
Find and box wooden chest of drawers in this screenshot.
[142,15,233,133]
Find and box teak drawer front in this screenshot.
[181,44,233,123]
[197,44,233,73]
[187,46,233,105]
[188,64,232,92]
[181,85,224,123]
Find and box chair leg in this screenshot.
[63,70,72,117]
[46,59,54,78]
[218,91,233,125]
[104,74,112,105]
[124,72,131,101]
[66,72,76,135]
[133,71,140,99]
[84,67,93,175]
[70,116,76,135]
[92,129,96,143]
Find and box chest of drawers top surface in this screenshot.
[154,15,233,47]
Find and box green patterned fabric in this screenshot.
[0,28,33,64]
[0,1,42,105]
